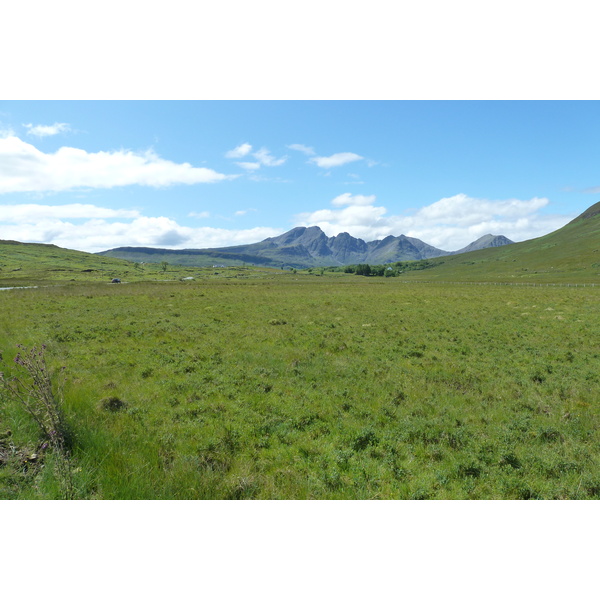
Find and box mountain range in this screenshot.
[97,228,514,269]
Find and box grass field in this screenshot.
[1,273,599,499]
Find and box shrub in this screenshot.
[0,345,69,451]
[0,344,74,498]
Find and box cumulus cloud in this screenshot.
[309,152,364,169]
[253,147,287,167]
[331,193,377,207]
[295,193,574,250]
[0,203,140,222]
[0,204,283,253]
[417,194,549,225]
[24,122,71,137]
[0,136,236,193]
[225,143,252,158]
[290,145,368,170]
[295,204,389,242]
[226,145,287,169]
[236,161,261,171]
[287,143,315,155]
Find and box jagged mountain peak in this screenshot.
[98,225,514,269]
[267,226,326,247]
[453,234,514,254]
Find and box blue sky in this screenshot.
[0,100,598,253]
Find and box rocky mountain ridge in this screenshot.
[97,227,514,269]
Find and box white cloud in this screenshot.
[0,204,283,253]
[24,122,71,137]
[296,204,389,241]
[253,147,287,167]
[294,193,574,250]
[287,143,315,155]
[310,152,363,168]
[236,161,261,171]
[417,194,549,225]
[225,143,252,158]
[0,135,236,193]
[189,211,211,218]
[331,193,376,207]
[0,203,140,222]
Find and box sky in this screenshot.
[0,100,598,253]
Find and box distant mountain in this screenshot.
[97,227,514,269]
[452,234,514,254]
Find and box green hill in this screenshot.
[0,239,293,286]
[0,239,146,285]
[398,201,600,283]
[96,245,282,269]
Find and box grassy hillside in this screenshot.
[0,239,287,286]
[0,239,138,286]
[399,202,600,283]
[97,246,286,269]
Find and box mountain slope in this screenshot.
[98,228,513,269]
[399,202,600,283]
[0,239,135,285]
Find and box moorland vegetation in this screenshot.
[1,203,599,499]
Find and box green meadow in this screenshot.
[2,272,599,499]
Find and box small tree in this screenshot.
[160,261,168,272]
[355,264,371,276]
